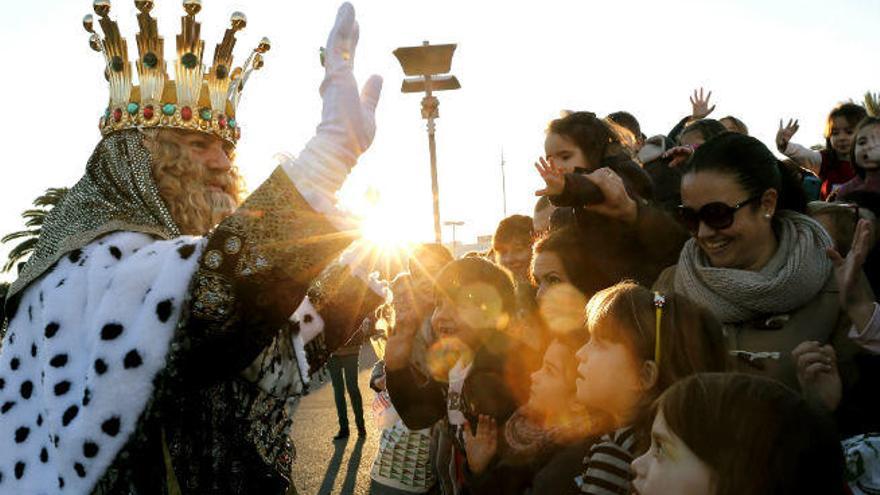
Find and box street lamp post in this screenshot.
[443,220,464,256]
[394,41,460,244]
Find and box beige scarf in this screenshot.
[674,211,833,323]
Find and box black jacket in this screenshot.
[549,157,689,294]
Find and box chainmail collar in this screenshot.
[8,129,180,300]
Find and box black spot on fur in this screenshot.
[55,278,65,288]
[28,305,32,322]
[10,357,20,371]
[44,322,60,338]
[14,426,29,443]
[19,381,32,400]
[74,462,86,478]
[50,354,68,368]
[83,441,99,458]
[1,401,14,414]
[303,314,314,324]
[7,333,13,344]
[40,447,48,463]
[101,416,120,437]
[53,435,59,447]
[36,414,42,427]
[68,249,82,263]
[54,381,71,396]
[0,377,4,389]
[30,343,37,358]
[108,246,122,259]
[156,299,173,323]
[62,405,78,426]
[14,462,24,480]
[178,244,196,259]
[123,350,143,369]
[58,477,64,488]
[82,388,91,407]
[6,294,20,321]
[39,291,43,305]
[94,359,108,375]
[100,323,123,340]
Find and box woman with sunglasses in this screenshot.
[654,132,877,393]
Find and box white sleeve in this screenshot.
[783,142,823,174]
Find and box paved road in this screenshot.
[291,346,381,495]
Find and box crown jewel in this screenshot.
[84,0,270,145]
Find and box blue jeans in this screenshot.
[328,354,364,431]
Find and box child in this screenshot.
[777,102,868,199]
[384,258,531,493]
[462,333,592,494]
[837,116,880,198]
[370,274,439,494]
[565,282,728,494]
[631,373,846,495]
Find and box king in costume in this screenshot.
[0,1,387,493]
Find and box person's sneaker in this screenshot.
[333,429,350,441]
[357,426,367,437]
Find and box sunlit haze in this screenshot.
[1,0,878,281]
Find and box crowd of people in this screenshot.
[0,2,877,493]
[360,94,880,495]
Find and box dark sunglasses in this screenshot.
[676,196,761,233]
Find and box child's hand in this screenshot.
[662,145,695,168]
[690,87,715,120]
[535,157,565,197]
[793,341,841,412]
[464,415,498,475]
[776,118,800,152]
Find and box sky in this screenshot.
[1,0,878,281]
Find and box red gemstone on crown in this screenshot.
[218,115,228,129]
[143,105,154,120]
[113,108,122,122]
[181,106,193,121]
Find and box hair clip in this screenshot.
[653,292,666,365]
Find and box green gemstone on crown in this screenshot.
[127,103,139,115]
[200,108,212,120]
[162,103,176,116]
[143,52,158,69]
[181,52,199,69]
[228,118,236,129]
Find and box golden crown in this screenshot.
[84,0,270,145]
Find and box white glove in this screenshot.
[282,2,383,217]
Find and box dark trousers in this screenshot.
[328,354,364,431]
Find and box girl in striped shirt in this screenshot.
[572,282,729,494]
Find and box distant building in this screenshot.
[446,234,492,258]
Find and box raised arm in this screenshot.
[184,3,384,379]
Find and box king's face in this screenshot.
[170,130,234,185]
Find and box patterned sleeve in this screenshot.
[184,166,356,381]
[575,429,636,495]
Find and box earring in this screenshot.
[764,212,772,219]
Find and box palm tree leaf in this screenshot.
[1,229,41,244]
[3,238,37,272]
[866,91,879,117]
[32,187,69,208]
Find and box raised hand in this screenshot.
[793,341,842,412]
[534,157,566,197]
[318,3,383,163]
[690,87,715,120]
[464,415,498,475]
[827,218,876,332]
[776,118,800,153]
